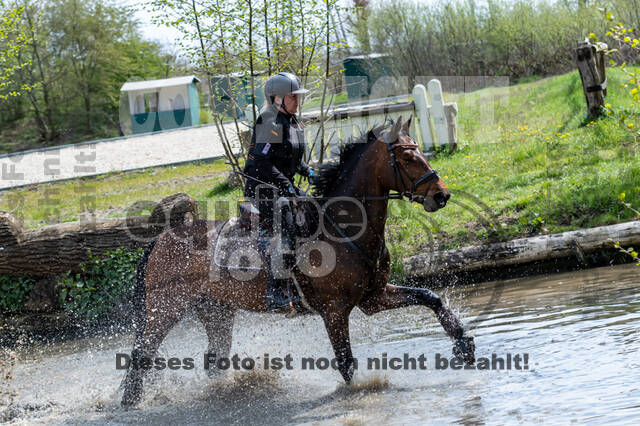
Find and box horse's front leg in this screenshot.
[359,284,475,364]
[322,303,356,384]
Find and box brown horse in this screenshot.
[121,116,475,407]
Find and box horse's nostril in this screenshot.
[434,191,449,206]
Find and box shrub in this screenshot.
[57,247,144,323]
[368,0,607,83]
[0,275,35,314]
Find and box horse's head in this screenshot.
[380,116,450,212]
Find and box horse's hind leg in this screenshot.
[359,284,475,364]
[192,297,236,378]
[122,287,192,407]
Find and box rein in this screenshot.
[319,131,440,271]
[235,172,382,270]
[237,130,440,271]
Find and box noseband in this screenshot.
[384,131,440,203]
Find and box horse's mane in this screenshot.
[311,124,389,197]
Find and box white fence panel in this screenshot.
[297,81,456,163]
[0,82,457,190]
[427,80,449,148]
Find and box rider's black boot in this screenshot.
[265,274,299,311]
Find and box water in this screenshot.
[2,264,639,424]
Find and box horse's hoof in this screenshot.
[121,389,142,409]
[207,367,224,379]
[453,336,475,365]
[121,399,138,410]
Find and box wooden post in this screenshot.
[595,42,608,97]
[444,102,458,152]
[412,84,434,151]
[244,103,256,124]
[575,39,608,118]
[427,79,449,148]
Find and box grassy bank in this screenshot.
[1,67,638,274]
[0,159,236,227]
[384,67,640,271]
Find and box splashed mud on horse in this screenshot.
[121,117,475,407]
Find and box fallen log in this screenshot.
[404,220,640,281]
[0,193,199,277]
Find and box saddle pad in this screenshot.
[213,217,270,270]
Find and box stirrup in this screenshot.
[265,280,300,312]
[266,294,297,311]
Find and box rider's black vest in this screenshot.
[243,107,307,196]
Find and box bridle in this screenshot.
[322,130,441,271]
[235,128,442,271]
[383,130,440,204]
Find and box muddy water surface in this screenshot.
[2,264,639,424]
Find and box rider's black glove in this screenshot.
[286,184,297,198]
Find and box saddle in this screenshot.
[238,202,261,231]
[213,216,269,270]
[213,201,322,316]
[212,200,319,270]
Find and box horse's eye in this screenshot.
[401,150,414,161]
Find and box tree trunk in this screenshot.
[263,4,272,75]
[24,5,57,141]
[84,89,93,134]
[247,0,257,122]
[0,194,199,277]
[318,0,332,164]
[404,220,640,279]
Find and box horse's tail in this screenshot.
[120,239,157,391]
[132,239,157,348]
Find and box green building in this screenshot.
[210,72,264,118]
[342,54,393,101]
[121,76,200,134]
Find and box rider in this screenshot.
[243,72,312,311]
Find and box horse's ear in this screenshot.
[402,115,413,135]
[390,115,403,142]
[367,129,378,143]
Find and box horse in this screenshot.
[121,116,476,407]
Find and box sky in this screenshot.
[125,0,183,47]
[126,0,427,47]
[127,0,495,50]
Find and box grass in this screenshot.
[1,67,639,277]
[301,92,350,111]
[383,67,640,274]
[0,159,238,227]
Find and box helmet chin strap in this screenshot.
[273,95,293,116]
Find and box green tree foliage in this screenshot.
[0,2,32,100]
[145,0,344,171]
[0,0,180,152]
[348,0,371,53]
[367,0,608,82]
[147,0,343,104]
